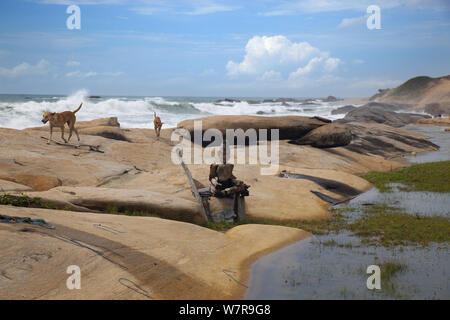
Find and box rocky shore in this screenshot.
[0,102,447,299]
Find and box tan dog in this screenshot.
[153,111,163,138]
[42,103,83,145]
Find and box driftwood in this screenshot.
[40,136,104,153]
[176,149,211,222]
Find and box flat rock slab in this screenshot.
[21,186,206,224]
[0,179,32,192]
[0,205,310,299]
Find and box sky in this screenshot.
[0,0,449,98]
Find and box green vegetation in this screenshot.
[363,161,450,193]
[0,194,160,218]
[104,204,160,217]
[379,261,407,297]
[203,210,350,235]
[0,193,58,209]
[348,204,450,247]
[369,75,438,100]
[390,76,435,98]
[204,204,450,248]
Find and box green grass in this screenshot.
[379,261,407,298]
[203,211,349,235]
[204,204,450,248]
[362,161,450,193]
[0,194,160,218]
[104,204,160,217]
[0,193,58,210]
[390,76,435,98]
[348,204,450,247]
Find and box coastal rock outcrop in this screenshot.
[289,123,352,148]
[177,115,329,143]
[0,205,310,299]
[25,117,128,141]
[331,105,357,115]
[340,102,430,127]
[341,122,439,157]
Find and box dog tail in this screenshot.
[154,111,157,118]
[73,103,83,114]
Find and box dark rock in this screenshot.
[339,123,439,157]
[177,115,327,145]
[275,98,300,103]
[256,109,276,115]
[331,105,357,115]
[313,116,332,123]
[323,96,338,102]
[289,123,352,148]
[340,103,430,127]
[215,98,241,104]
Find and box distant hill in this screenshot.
[370,75,450,114]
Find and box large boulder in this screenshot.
[340,102,430,127]
[177,115,329,144]
[79,126,129,141]
[323,96,338,102]
[331,105,357,115]
[289,123,352,148]
[25,117,128,141]
[341,122,439,157]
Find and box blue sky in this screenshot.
[0,0,449,97]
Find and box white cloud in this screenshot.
[353,59,365,64]
[258,70,282,81]
[227,35,322,75]
[184,4,238,15]
[337,16,366,28]
[66,60,81,67]
[324,57,341,72]
[226,35,341,83]
[261,0,449,16]
[0,59,50,77]
[65,70,123,78]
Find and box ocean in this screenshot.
[0,89,358,129]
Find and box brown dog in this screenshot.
[42,103,83,145]
[153,111,163,139]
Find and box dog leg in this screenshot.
[68,125,73,142]
[48,125,53,144]
[73,127,80,146]
[60,126,68,143]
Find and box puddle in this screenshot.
[244,233,449,299]
[245,189,449,299]
[347,184,450,217]
[245,124,449,299]
[405,125,450,163]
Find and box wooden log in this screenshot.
[176,149,211,222]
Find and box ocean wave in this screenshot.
[0,90,350,129]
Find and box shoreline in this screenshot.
[0,114,447,299]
